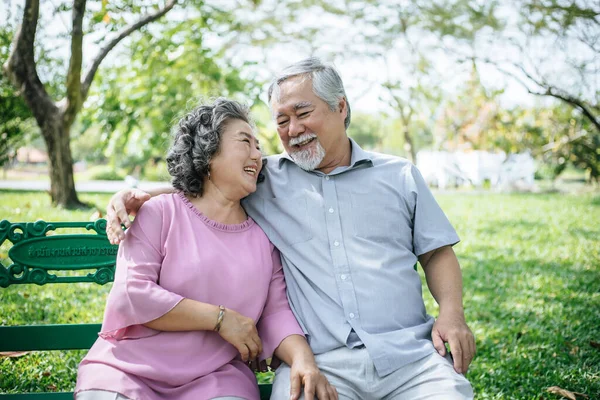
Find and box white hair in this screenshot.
[268,57,351,129]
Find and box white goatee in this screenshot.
[289,134,326,171]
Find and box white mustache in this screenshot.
[289,133,317,146]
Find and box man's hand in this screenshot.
[431,312,475,374]
[106,188,151,244]
[289,357,338,400]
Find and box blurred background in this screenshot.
[0,1,599,399]
[1,0,598,205]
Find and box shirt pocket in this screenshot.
[350,191,408,242]
[263,193,314,246]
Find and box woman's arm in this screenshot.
[106,197,263,361]
[143,298,220,331]
[145,299,263,362]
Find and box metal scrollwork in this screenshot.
[30,268,57,285]
[0,266,9,288]
[0,220,11,245]
[89,266,115,285]
[27,220,53,238]
[7,264,26,282]
[0,220,116,287]
[8,224,26,244]
[94,219,108,235]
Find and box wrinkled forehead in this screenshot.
[270,74,312,106]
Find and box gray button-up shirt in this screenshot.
[243,138,459,375]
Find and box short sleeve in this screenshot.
[99,198,184,340]
[407,164,460,256]
[256,246,305,359]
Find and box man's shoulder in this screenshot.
[262,153,286,171]
[364,149,414,170]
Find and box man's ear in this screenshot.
[338,97,348,118]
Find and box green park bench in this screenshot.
[0,219,273,399]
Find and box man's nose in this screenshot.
[288,118,304,137]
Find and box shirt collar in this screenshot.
[278,137,373,169]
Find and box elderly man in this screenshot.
[107,57,475,399]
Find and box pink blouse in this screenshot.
[75,193,304,400]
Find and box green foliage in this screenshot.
[347,112,383,149]
[434,193,600,398]
[0,26,33,166]
[140,160,170,182]
[422,0,504,40]
[435,63,503,151]
[252,103,283,156]
[86,165,126,181]
[1,191,599,397]
[77,13,262,170]
[491,106,600,183]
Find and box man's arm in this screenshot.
[419,245,476,374]
[274,335,338,400]
[106,187,173,244]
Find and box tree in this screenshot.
[77,21,259,175]
[0,24,32,167]
[3,0,176,208]
[433,0,599,132]
[69,0,341,177]
[339,0,501,163]
[434,62,503,151]
[347,112,384,149]
[514,0,599,132]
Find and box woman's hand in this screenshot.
[289,357,338,400]
[218,308,263,362]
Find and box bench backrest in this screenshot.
[0,219,272,399]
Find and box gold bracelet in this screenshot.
[214,305,226,332]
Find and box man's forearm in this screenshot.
[274,334,315,366]
[420,246,465,316]
[145,186,176,198]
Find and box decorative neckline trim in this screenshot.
[177,192,254,232]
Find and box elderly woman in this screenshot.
[75,99,336,400]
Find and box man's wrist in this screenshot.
[438,304,465,318]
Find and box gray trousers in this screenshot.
[270,347,473,400]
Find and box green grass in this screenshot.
[1,190,599,398]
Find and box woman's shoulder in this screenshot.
[134,193,182,225]
[140,192,182,213]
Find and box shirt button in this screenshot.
[349,313,355,319]
[328,207,334,213]
[325,176,330,180]
[340,274,347,280]
[334,241,340,247]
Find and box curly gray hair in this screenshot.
[166,98,254,197]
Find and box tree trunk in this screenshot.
[403,127,416,164]
[41,115,86,208]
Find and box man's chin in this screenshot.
[290,154,322,171]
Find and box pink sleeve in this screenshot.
[99,199,184,340]
[257,246,305,359]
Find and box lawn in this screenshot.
[1,189,599,399]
